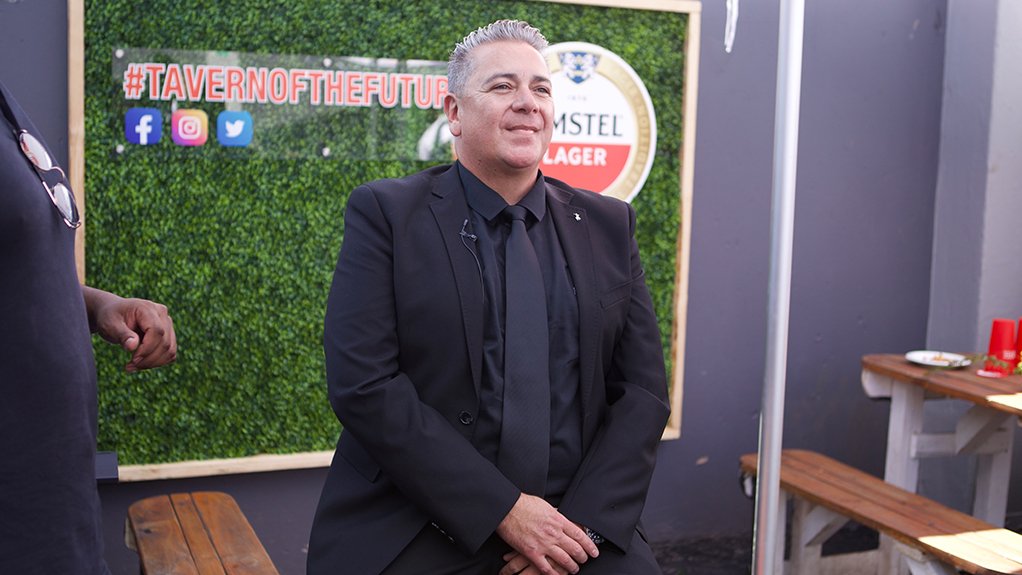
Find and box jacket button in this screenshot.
[459,411,474,425]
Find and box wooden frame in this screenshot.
[69,0,699,479]
[69,0,85,283]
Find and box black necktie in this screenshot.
[498,205,550,495]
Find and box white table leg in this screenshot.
[884,380,926,490]
[972,413,1015,526]
[877,375,926,575]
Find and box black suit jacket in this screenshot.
[308,164,670,574]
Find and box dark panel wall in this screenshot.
[0,0,70,169]
[2,0,951,566]
[643,0,946,540]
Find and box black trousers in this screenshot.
[381,524,661,575]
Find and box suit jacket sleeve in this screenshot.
[323,183,520,553]
[557,201,671,551]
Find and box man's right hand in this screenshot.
[495,493,598,575]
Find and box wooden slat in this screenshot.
[530,0,701,14]
[780,450,1022,573]
[170,494,227,575]
[741,450,1022,574]
[756,451,1022,571]
[118,451,334,482]
[128,492,279,575]
[127,495,200,575]
[192,492,279,575]
[750,453,1010,574]
[67,0,86,283]
[781,451,1022,569]
[787,451,1016,542]
[754,454,1002,575]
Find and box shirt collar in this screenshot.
[458,161,547,224]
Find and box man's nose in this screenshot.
[512,88,538,112]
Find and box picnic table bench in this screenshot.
[126,491,279,575]
[740,449,1022,574]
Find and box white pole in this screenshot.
[753,0,805,573]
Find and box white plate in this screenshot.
[905,350,971,368]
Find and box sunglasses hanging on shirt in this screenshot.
[0,87,82,229]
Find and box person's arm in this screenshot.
[82,285,177,372]
[556,203,671,551]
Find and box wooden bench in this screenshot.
[740,449,1022,575]
[126,491,279,575]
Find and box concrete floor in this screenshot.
[652,535,753,574]
[650,523,879,575]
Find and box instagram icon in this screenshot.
[172,109,208,146]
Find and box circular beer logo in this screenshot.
[543,42,657,203]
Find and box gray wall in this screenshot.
[5,0,999,566]
[644,0,946,540]
[927,0,1022,516]
[929,0,1022,354]
[926,1,995,353]
[981,0,1022,333]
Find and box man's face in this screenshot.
[445,40,554,178]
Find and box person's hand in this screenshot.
[495,493,598,575]
[95,297,177,372]
[85,287,177,372]
[500,551,571,575]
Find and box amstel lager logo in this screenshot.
[543,42,657,203]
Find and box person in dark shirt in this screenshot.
[308,20,669,575]
[0,79,177,575]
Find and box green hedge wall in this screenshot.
[85,0,687,464]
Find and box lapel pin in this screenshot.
[573,212,582,221]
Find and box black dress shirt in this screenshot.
[457,162,583,504]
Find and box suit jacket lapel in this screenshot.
[429,168,484,393]
[547,185,600,426]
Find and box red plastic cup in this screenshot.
[1016,317,1022,373]
[978,318,1016,378]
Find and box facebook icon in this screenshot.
[125,108,162,145]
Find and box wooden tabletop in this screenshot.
[862,354,1022,417]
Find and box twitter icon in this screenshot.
[217,111,253,147]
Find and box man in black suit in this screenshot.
[308,20,669,575]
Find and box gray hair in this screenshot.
[447,20,548,96]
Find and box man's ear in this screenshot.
[443,93,462,137]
